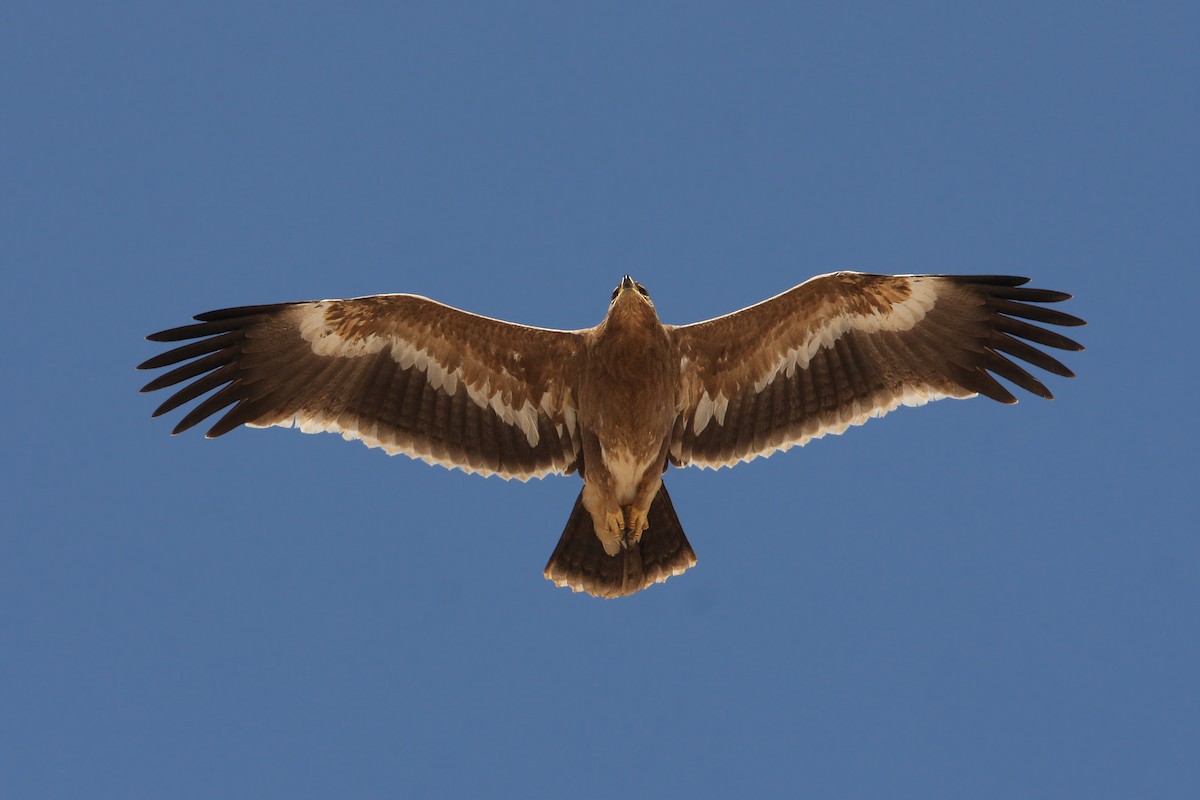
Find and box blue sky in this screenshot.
[3,2,1197,797]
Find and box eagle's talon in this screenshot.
[626,507,650,545]
[602,509,626,555]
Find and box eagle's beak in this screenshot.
[620,275,636,292]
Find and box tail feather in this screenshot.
[544,484,697,598]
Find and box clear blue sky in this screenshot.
[3,2,1197,797]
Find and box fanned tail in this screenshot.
[544,484,697,598]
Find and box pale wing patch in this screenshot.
[542,389,570,438]
[298,302,387,358]
[691,391,730,436]
[751,277,939,393]
[296,303,562,449]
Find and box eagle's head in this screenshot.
[610,275,653,306]
[602,275,660,331]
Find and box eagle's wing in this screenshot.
[668,272,1085,469]
[139,295,585,480]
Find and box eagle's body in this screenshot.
[140,272,1084,598]
[576,283,679,553]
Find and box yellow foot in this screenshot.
[601,509,625,555]
[625,506,650,546]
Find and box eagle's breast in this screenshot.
[577,303,678,502]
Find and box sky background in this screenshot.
[3,2,1197,797]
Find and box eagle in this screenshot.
[140,272,1084,598]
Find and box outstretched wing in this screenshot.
[139,295,585,480]
[668,272,1085,469]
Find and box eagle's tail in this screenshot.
[544,484,697,598]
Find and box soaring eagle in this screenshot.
[140,273,1084,598]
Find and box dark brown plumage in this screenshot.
[140,272,1084,598]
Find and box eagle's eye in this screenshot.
[635,282,649,298]
[611,286,620,300]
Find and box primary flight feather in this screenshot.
[140,272,1084,598]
